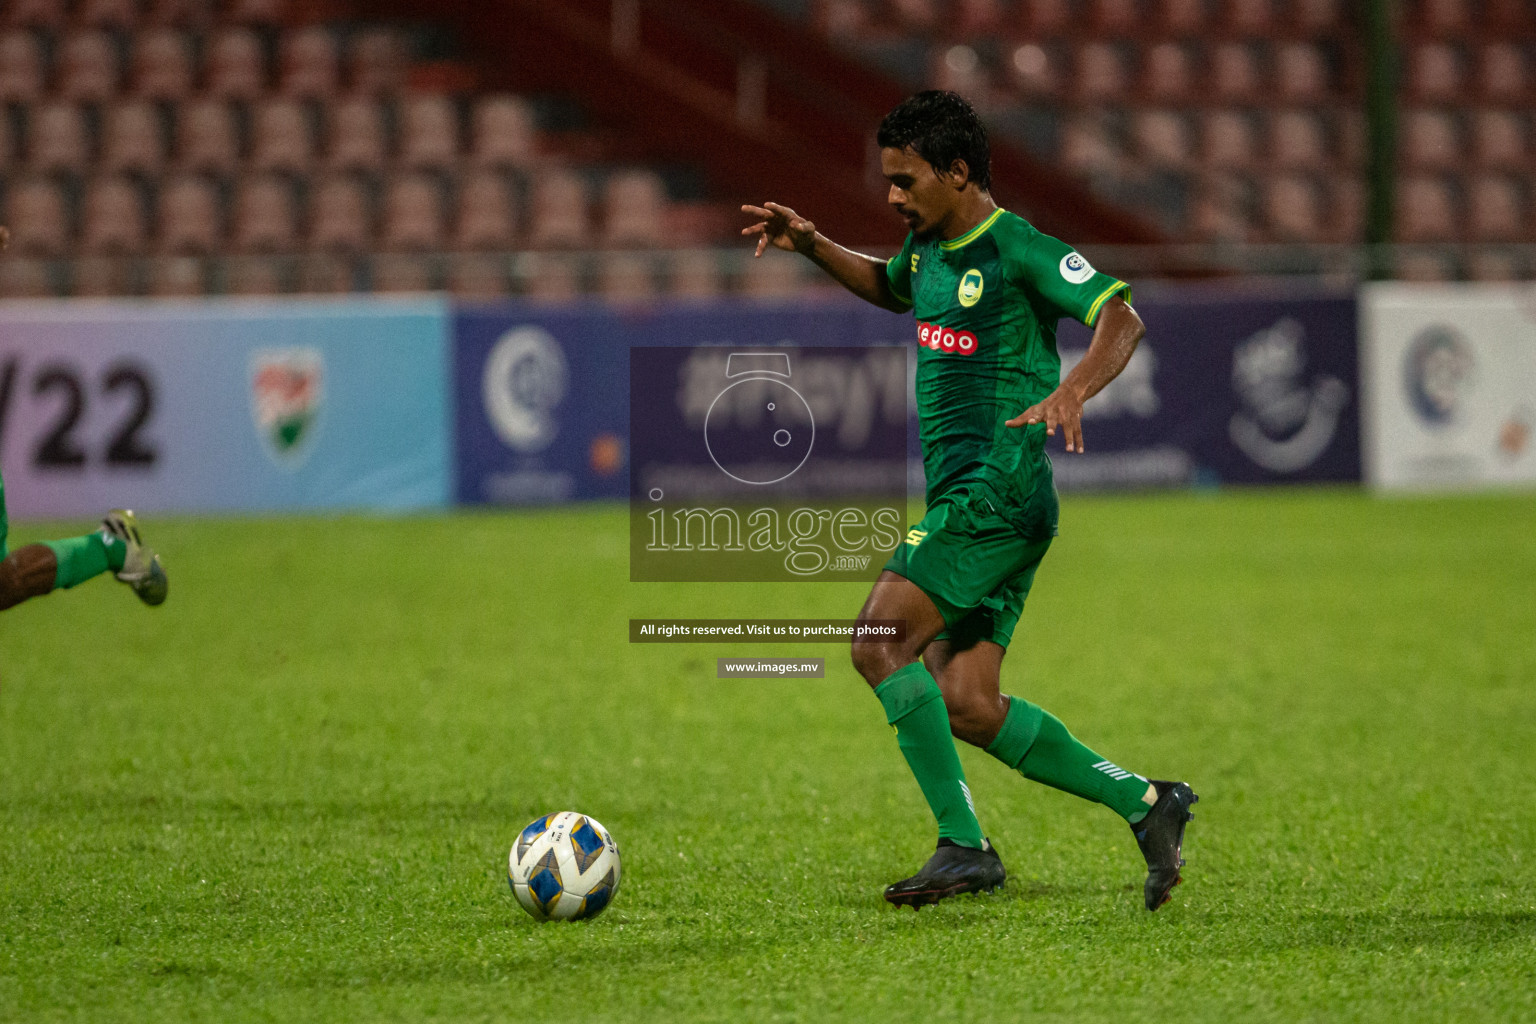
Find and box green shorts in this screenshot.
[883,484,1057,650]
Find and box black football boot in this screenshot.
[883,838,1006,910]
[1132,780,1198,911]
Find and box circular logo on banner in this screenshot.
[957,269,985,307]
[1403,325,1474,428]
[1059,251,1095,284]
[483,326,568,452]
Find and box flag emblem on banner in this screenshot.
[251,348,324,468]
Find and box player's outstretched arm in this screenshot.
[741,202,909,313]
[1006,295,1145,453]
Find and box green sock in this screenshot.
[44,531,124,590]
[986,695,1157,824]
[875,663,986,849]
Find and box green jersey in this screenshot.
[885,209,1130,522]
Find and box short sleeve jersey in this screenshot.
[885,209,1130,516]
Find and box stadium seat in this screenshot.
[0,31,46,101]
[307,173,373,251]
[1467,173,1526,243]
[1417,0,1470,35]
[73,256,137,297]
[297,252,355,293]
[1060,112,1121,176]
[1396,174,1458,242]
[4,0,65,30]
[889,0,940,32]
[1007,43,1057,97]
[603,169,667,247]
[28,101,90,174]
[596,252,656,302]
[1268,110,1327,171]
[224,254,286,295]
[279,26,339,99]
[249,99,315,174]
[955,0,1007,35]
[1322,177,1364,243]
[1478,43,1529,104]
[1141,42,1193,103]
[446,252,510,298]
[372,253,434,293]
[381,173,446,251]
[349,27,406,95]
[176,99,240,174]
[1201,110,1258,170]
[1466,249,1520,282]
[132,28,195,99]
[1209,42,1261,101]
[80,175,148,254]
[101,101,165,174]
[1224,0,1276,34]
[157,175,222,253]
[230,174,299,252]
[668,249,724,298]
[453,170,519,249]
[1395,250,1454,282]
[520,251,582,301]
[147,254,206,295]
[205,27,268,99]
[0,259,56,297]
[57,30,120,101]
[1016,0,1070,34]
[813,0,870,40]
[470,94,538,169]
[931,44,988,101]
[145,0,215,27]
[1187,173,1252,243]
[225,0,285,27]
[1291,0,1343,31]
[1089,0,1137,35]
[1274,43,1328,102]
[1261,175,1324,242]
[1160,0,1205,33]
[1074,42,1129,101]
[5,177,71,257]
[1401,108,1460,170]
[76,0,137,28]
[1131,110,1191,169]
[1408,43,1463,104]
[399,94,461,170]
[528,169,591,248]
[326,97,389,171]
[740,252,803,298]
[1471,110,1526,169]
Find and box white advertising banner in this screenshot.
[1363,283,1536,491]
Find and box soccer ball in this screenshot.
[508,811,622,922]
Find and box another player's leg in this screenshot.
[100,510,168,606]
[0,544,59,611]
[0,510,166,611]
[851,572,1005,909]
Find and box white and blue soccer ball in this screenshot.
[508,811,622,922]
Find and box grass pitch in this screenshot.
[2,489,1534,1022]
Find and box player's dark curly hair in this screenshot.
[876,90,992,192]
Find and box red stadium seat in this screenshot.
[349,27,406,95]
[528,169,591,248]
[57,30,120,101]
[447,253,510,298]
[1200,110,1258,170]
[740,252,803,298]
[955,0,1006,35]
[1188,174,1252,244]
[1261,175,1324,242]
[145,0,215,27]
[157,174,222,253]
[298,252,355,293]
[668,250,724,299]
[80,175,148,255]
[603,169,668,247]
[453,170,519,249]
[279,26,339,99]
[307,173,373,251]
[225,0,285,27]
[1141,42,1193,103]
[1131,110,1192,169]
[5,177,70,257]
[176,99,240,174]
[399,94,461,170]
[132,28,195,99]
[597,252,656,303]
[1089,0,1137,35]
[225,255,286,295]
[0,259,57,297]
[930,44,989,103]
[28,101,90,174]
[1395,174,1458,243]
[381,173,447,251]
[1274,43,1329,102]
[1407,43,1463,104]
[470,94,539,169]
[249,99,316,174]
[148,254,207,295]
[889,0,940,32]
[73,256,137,297]
[1059,113,1121,176]
[75,0,137,30]
[1016,0,1070,35]
[230,175,300,252]
[1471,110,1527,169]
[1465,250,1520,282]
[1224,0,1276,34]
[520,252,582,301]
[813,0,871,40]
[1268,110,1327,171]
[1417,0,1470,35]
[1209,43,1261,102]
[1007,43,1057,97]
[1467,173,1526,243]
[1401,108,1460,170]
[205,27,267,99]
[373,253,434,293]
[1478,43,1529,104]
[0,31,47,102]
[1291,0,1343,32]
[5,0,65,31]
[1074,42,1129,102]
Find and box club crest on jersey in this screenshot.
[916,321,978,356]
[251,347,323,468]
[1059,251,1095,284]
[957,269,984,307]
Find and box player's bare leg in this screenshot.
[852,572,1006,909]
[0,545,59,611]
[922,638,1009,748]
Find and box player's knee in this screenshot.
[850,639,906,687]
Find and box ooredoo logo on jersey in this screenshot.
[916,321,978,355]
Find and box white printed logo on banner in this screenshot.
[483,326,568,452]
[1228,318,1348,473]
[251,348,324,469]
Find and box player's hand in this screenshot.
[1007,385,1087,453]
[740,202,816,258]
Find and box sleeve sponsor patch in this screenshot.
[1059,251,1095,284]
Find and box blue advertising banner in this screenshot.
[0,298,452,520]
[453,301,916,506]
[1052,286,1361,488]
